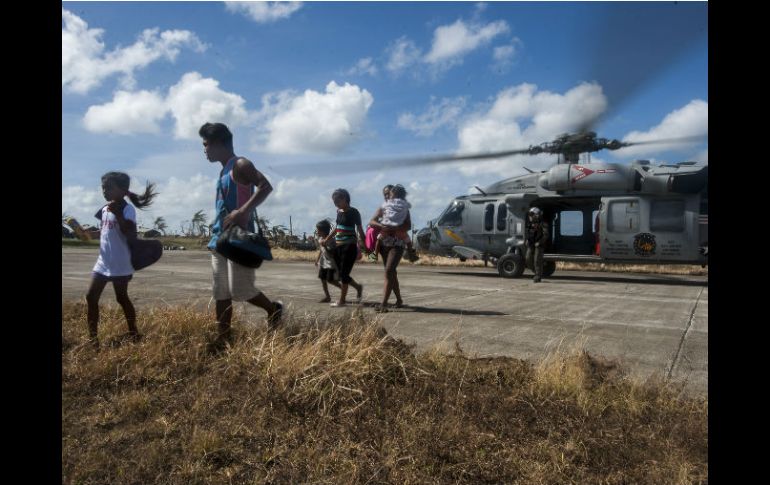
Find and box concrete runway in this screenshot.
[62,247,708,395]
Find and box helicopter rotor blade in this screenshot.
[575,3,707,133]
[268,147,535,176]
[619,134,707,148]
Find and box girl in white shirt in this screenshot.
[86,172,157,349]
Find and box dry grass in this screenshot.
[62,239,706,276]
[555,261,708,276]
[63,303,707,485]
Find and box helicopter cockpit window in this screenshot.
[484,204,494,231]
[437,201,464,226]
[497,203,507,231]
[650,200,685,232]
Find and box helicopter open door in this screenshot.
[599,195,703,262]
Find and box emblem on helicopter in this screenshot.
[571,165,618,183]
[633,233,657,256]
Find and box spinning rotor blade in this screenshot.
[619,134,708,148]
[575,3,708,133]
[268,146,534,176]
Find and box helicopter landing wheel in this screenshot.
[542,261,556,278]
[497,253,525,278]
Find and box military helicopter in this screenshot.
[415,131,708,278]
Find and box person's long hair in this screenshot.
[102,172,158,208]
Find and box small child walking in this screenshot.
[314,220,343,303]
[85,171,157,349]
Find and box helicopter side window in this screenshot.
[608,201,639,233]
[559,211,584,236]
[650,199,685,232]
[497,203,507,231]
[484,204,494,231]
[437,201,464,226]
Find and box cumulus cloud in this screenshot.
[424,19,509,68]
[346,57,378,77]
[166,72,251,140]
[385,36,422,74]
[259,81,374,154]
[83,90,167,135]
[384,17,511,78]
[615,100,708,158]
[225,1,303,23]
[62,8,206,94]
[82,72,250,139]
[398,97,467,137]
[454,82,608,176]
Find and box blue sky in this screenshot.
[62,1,708,236]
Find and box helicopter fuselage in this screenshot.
[418,160,708,277]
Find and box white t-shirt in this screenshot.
[317,235,337,269]
[380,198,410,227]
[93,204,137,277]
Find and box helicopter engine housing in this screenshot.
[539,163,635,192]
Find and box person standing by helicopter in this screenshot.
[525,207,549,283]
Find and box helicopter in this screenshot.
[415,131,708,278]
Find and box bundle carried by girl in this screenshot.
[95,200,163,271]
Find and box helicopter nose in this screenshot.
[417,232,431,251]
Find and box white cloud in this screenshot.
[615,100,708,158]
[455,82,608,176]
[166,72,251,140]
[83,90,168,135]
[150,174,218,229]
[62,8,206,94]
[260,176,337,231]
[424,19,509,68]
[225,1,303,23]
[398,97,467,137]
[493,44,515,62]
[260,81,374,154]
[491,39,521,72]
[130,150,210,183]
[346,57,378,77]
[403,180,457,227]
[385,36,422,74]
[81,72,250,139]
[62,185,103,226]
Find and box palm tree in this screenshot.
[256,215,270,236]
[153,216,168,235]
[191,210,208,237]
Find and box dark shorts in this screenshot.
[318,268,338,282]
[92,272,133,283]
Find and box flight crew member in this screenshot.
[525,207,549,283]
